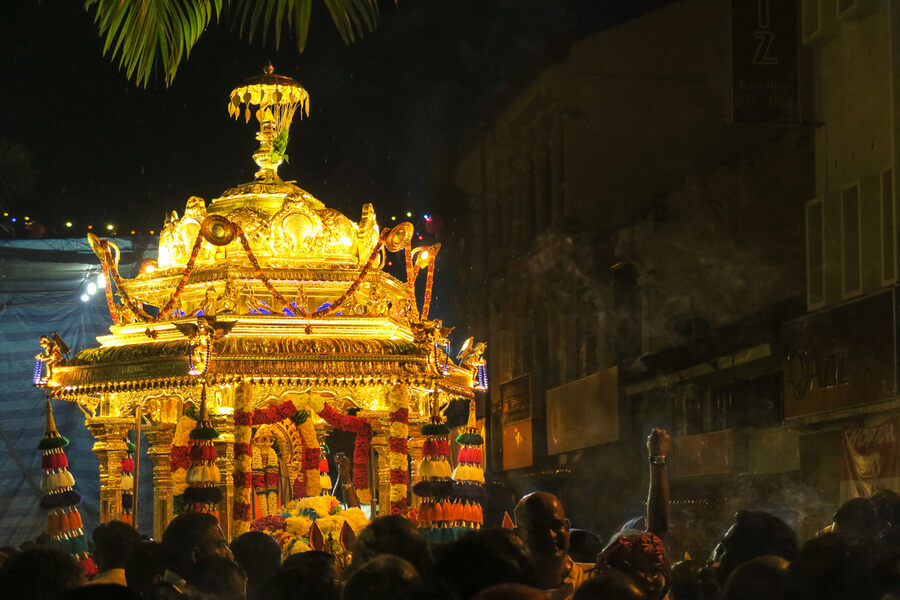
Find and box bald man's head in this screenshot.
[514,492,570,561]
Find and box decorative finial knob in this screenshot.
[265,61,274,75]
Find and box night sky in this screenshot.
[1,1,669,238]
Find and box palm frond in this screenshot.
[229,0,378,53]
[83,0,224,87]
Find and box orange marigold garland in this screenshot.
[183,386,222,516]
[39,400,97,577]
[413,393,457,541]
[450,400,485,532]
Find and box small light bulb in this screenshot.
[421,251,429,260]
[97,274,106,288]
[391,216,397,221]
[24,216,30,221]
[80,294,90,302]
[65,222,72,228]
[106,224,114,231]
[406,211,412,217]
[87,225,93,230]
[86,282,97,295]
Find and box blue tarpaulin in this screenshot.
[0,237,157,546]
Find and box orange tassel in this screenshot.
[474,504,483,525]
[433,501,444,522]
[70,510,83,530]
[46,512,61,536]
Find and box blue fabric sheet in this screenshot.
[0,238,157,546]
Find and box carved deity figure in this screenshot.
[216,280,240,314]
[252,425,283,517]
[357,203,380,262]
[191,286,217,317]
[35,334,67,383]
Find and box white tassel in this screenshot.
[60,470,75,488]
[120,474,134,490]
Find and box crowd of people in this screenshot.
[2,428,899,600]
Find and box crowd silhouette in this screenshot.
[2,428,899,600]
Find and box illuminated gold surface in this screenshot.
[54,68,485,537]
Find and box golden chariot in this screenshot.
[35,67,486,543]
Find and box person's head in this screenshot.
[669,559,702,600]
[342,555,425,600]
[348,515,432,579]
[569,529,602,564]
[832,496,877,543]
[161,512,232,580]
[0,546,84,599]
[92,520,141,572]
[434,528,532,598]
[63,585,136,600]
[709,510,797,585]
[595,532,669,600]
[722,555,789,600]
[572,572,645,600]
[191,555,247,600]
[125,541,167,598]
[230,531,281,594]
[783,532,876,600]
[871,489,900,531]
[472,583,546,600]
[514,492,570,562]
[274,550,340,600]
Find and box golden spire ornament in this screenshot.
[228,62,310,180]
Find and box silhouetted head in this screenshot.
[472,583,546,600]
[63,584,136,600]
[124,540,167,597]
[569,529,602,564]
[190,555,247,600]
[348,515,432,579]
[669,559,702,600]
[871,489,900,530]
[343,555,425,600]
[161,512,232,581]
[832,497,877,543]
[783,532,876,600]
[595,532,669,600]
[0,546,84,599]
[573,571,645,600]
[514,492,570,562]
[434,528,532,598]
[92,520,141,572]
[709,510,797,585]
[723,555,789,600]
[271,550,339,600]
[230,531,281,594]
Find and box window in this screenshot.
[805,198,825,308]
[882,169,896,284]
[841,184,862,297]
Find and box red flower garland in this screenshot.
[253,400,298,425]
[250,515,287,532]
[318,403,372,490]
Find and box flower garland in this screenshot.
[233,381,253,535]
[318,402,372,493]
[250,495,369,559]
[171,413,198,500]
[183,386,223,515]
[39,400,97,577]
[120,437,135,525]
[252,440,281,516]
[388,386,409,515]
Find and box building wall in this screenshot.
[445,0,825,539]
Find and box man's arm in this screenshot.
[647,428,670,538]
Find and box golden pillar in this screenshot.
[211,413,234,541]
[144,423,176,541]
[86,417,133,524]
[371,434,391,517]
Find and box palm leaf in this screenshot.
[229,0,378,53]
[83,0,223,87]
